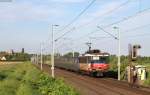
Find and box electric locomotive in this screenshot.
[78,49,109,77]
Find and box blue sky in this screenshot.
[0,0,150,56]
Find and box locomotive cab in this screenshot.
[90,56,109,71]
[78,49,110,77]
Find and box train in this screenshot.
[55,49,110,77]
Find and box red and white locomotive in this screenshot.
[55,49,110,77]
[78,49,109,76]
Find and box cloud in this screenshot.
[73,0,136,30]
[0,1,66,22]
[73,1,123,27]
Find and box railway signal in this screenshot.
[127,44,141,84]
[129,44,141,61]
[132,45,141,61]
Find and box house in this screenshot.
[1,56,6,61]
[0,52,8,61]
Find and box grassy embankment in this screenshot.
[0,62,79,95]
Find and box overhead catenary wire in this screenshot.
[59,0,96,32]
[89,36,112,39]
[69,32,150,53]
[56,30,150,55]
[102,7,150,28]
[63,22,150,53]
[54,0,132,47]
[70,0,131,32]
[61,22,150,51]
[127,33,150,38]
[55,27,76,42]
[123,23,150,33]
[55,1,150,54]
[97,26,118,40]
[54,0,96,43]
[57,0,131,43]
[76,29,99,40]
[73,6,150,42]
[89,23,150,40]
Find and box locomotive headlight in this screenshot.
[88,64,91,68]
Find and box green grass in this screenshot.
[0,62,79,95]
[109,56,150,86]
[144,72,150,86]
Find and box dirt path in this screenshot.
[36,64,150,95]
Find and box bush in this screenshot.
[109,55,150,86]
[0,62,79,95]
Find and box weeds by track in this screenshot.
[39,64,150,95]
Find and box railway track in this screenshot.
[35,64,150,95]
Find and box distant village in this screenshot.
[0,48,30,61]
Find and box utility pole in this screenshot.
[72,51,74,58]
[97,26,121,81]
[69,40,74,58]
[51,25,59,78]
[114,26,121,81]
[34,54,36,64]
[36,54,38,64]
[40,43,43,70]
[71,43,75,63]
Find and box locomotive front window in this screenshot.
[91,57,109,64]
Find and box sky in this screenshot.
[0,0,150,56]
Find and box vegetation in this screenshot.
[0,63,79,95]
[109,55,150,86]
[63,52,80,58]
[5,53,31,61]
[0,49,31,61]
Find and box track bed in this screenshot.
[36,64,150,95]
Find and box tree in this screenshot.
[63,52,80,58]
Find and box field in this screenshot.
[0,62,79,95]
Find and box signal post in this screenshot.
[127,44,141,85]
